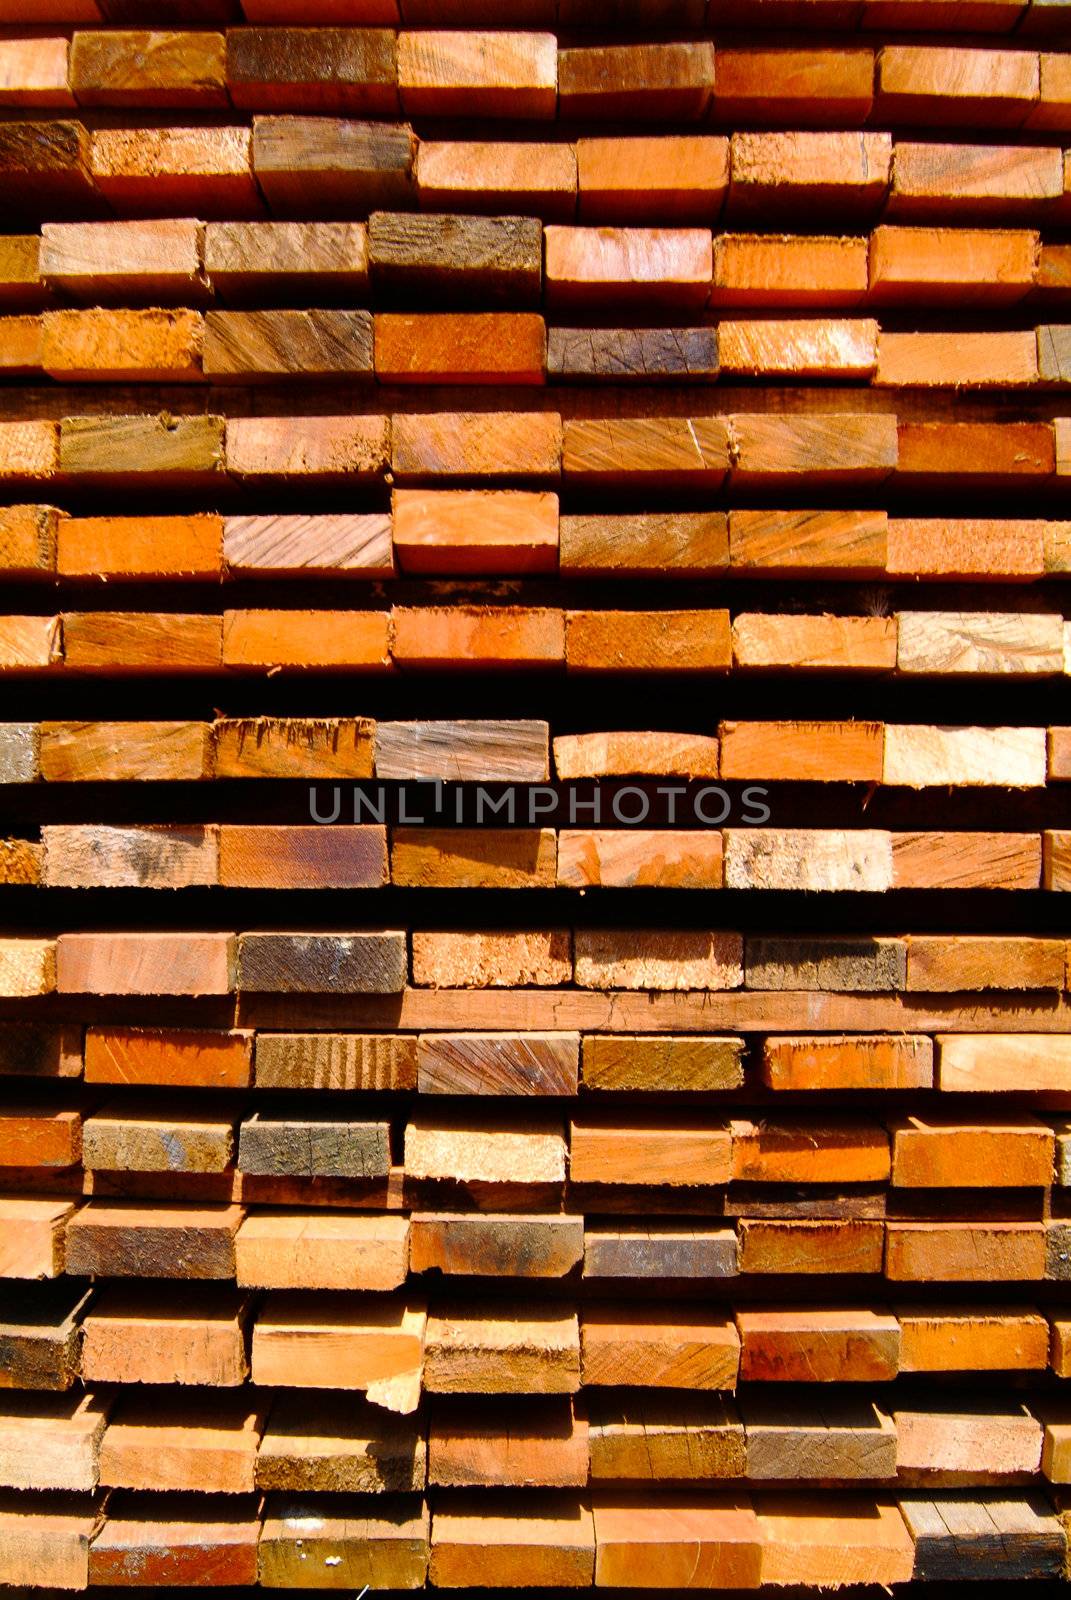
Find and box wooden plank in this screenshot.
[558,829,723,889]
[888,1113,1054,1186]
[0,118,98,218]
[204,307,373,380]
[545,226,713,310]
[0,1025,80,1081]
[939,1034,1071,1092]
[0,839,41,886]
[236,1211,407,1290]
[714,232,867,308]
[214,716,374,778]
[581,1036,744,1092]
[369,211,541,303]
[40,218,206,303]
[405,1111,566,1186]
[738,1308,900,1381]
[0,615,61,671]
[252,1293,425,1411]
[0,1282,90,1392]
[425,1304,579,1394]
[884,725,1046,786]
[739,1218,884,1275]
[65,1201,243,1279]
[0,723,37,786]
[0,36,73,110]
[257,1392,424,1493]
[897,420,1055,483]
[43,306,204,381]
[715,45,874,124]
[729,412,897,485]
[719,720,882,782]
[83,1104,234,1174]
[411,929,571,988]
[584,1222,738,1279]
[587,1394,744,1481]
[566,608,730,669]
[570,1118,731,1186]
[0,938,52,999]
[756,1497,914,1587]
[720,317,878,380]
[225,413,389,480]
[891,831,1041,891]
[392,604,564,667]
[42,822,218,889]
[85,1027,251,1089]
[0,1490,104,1590]
[0,1198,73,1280]
[392,488,557,575]
[415,139,575,221]
[417,1032,577,1096]
[261,1496,429,1588]
[729,131,892,219]
[575,929,742,991]
[564,74,700,188]
[897,1304,1051,1371]
[70,28,226,106]
[561,511,725,576]
[252,114,415,213]
[553,730,719,777]
[878,328,1038,387]
[742,1394,896,1480]
[376,306,548,379]
[412,1213,582,1277]
[732,1115,889,1183]
[581,1307,740,1389]
[559,41,713,120]
[40,721,211,780]
[886,1221,1045,1281]
[59,412,224,486]
[392,410,560,480]
[238,1112,389,1179]
[85,126,245,233]
[255,1032,414,1090]
[391,827,556,888]
[226,25,398,113]
[549,325,718,384]
[726,828,891,891]
[732,612,897,671]
[593,1496,760,1588]
[562,418,728,488]
[746,936,905,992]
[398,29,555,118]
[0,236,44,312]
[429,1395,586,1486]
[431,1498,592,1589]
[877,44,1039,126]
[889,141,1063,218]
[98,1393,262,1494]
[204,219,367,300]
[57,933,235,996]
[237,930,405,993]
[902,1492,1065,1581]
[0,506,58,579]
[88,1493,260,1586]
[0,421,59,482]
[376,718,547,780]
[81,1285,250,1385]
[220,824,387,889]
[764,1033,933,1090]
[895,1399,1042,1481]
[61,611,223,673]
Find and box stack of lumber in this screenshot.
[2,0,1071,1592]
